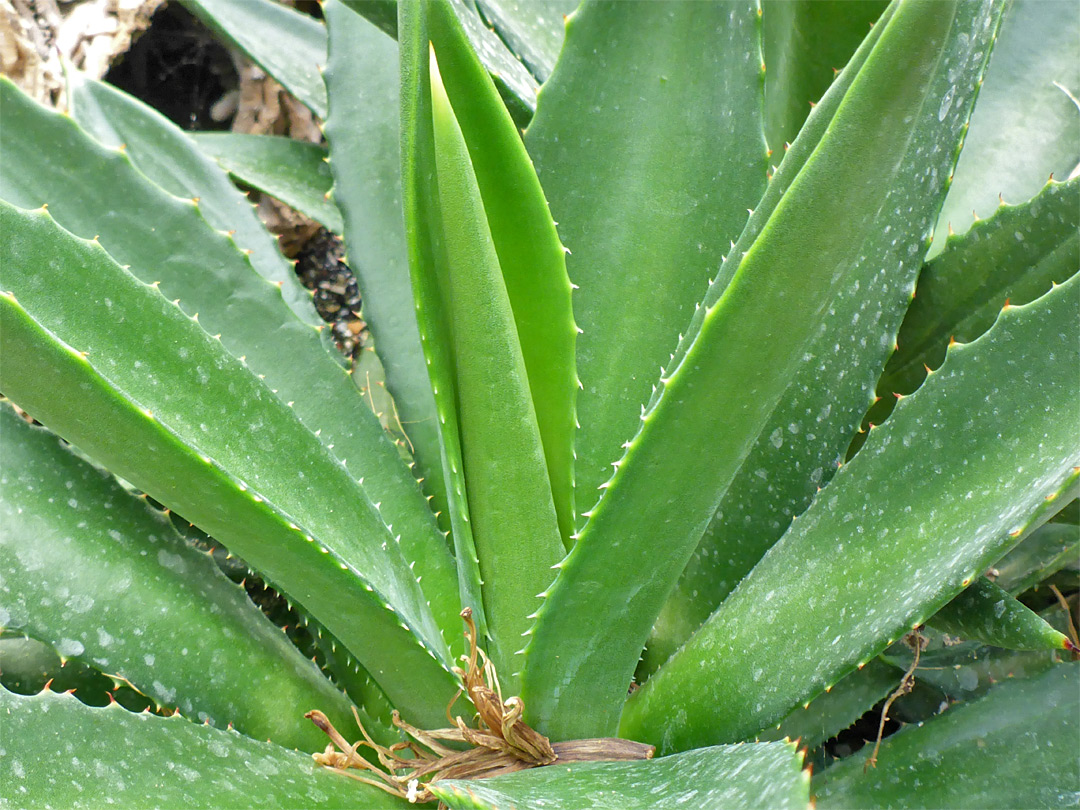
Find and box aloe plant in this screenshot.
[2,0,1078,807]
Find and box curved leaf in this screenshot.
[621,272,1079,752]
[0,405,374,750]
[813,662,1080,809]
[524,0,768,522]
[188,132,341,233]
[854,178,1080,446]
[178,0,329,118]
[992,504,1080,595]
[66,72,315,325]
[432,741,809,810]
[0,203,460,728]
[929,576,1070,651]
[0,688,405,809]
[931,0,1080,254]
[523,0,1004,740]
[0,79,462,657]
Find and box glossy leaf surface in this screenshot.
[932,0,1080,252]
[433,741,809,810]
[323,0,447,524]
[0,80,463,656]
[0,405,368,751]
[0,203,459,728]
[622,272,1079,752]
[929,576,1070,651]
[525,0,768,520]
[523,0,1004,740]
[0,689,405,809]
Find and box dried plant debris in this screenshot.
[3,0,165,106]
[308,609,654,804]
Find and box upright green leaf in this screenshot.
[929,576,1071,651]
[188,132,341,233]
[433,741,809,810]
[1,80,463,655]
[621,274,1079,752]
[931,0,1080,254]
[400,0,488,644]
[323,0,448,528]
[428,0,577,546]
[178,0,329,117]
[473,0,577,83]
[1,689,405,809]
[813,663,1080,810]
[761,0,888,153]
[0,406,376,751]
[0,203,460,728]
[67,72,315,325]
[523,0,1004,741]
[424,35,564,681]
[525,1,769,520]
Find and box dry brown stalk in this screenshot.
[307,608,654,804]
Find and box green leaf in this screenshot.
[523,0,1004,741]
[427,0,577,546]
[399,0,488,643]
[929,576,1071,651]
[881,612,1070,702]
[0,203,460,728]
[759,659,901,751]
[66,72,315,325]
[931,0,1080,256]
[813,662,1080,809]
[621,272,1079,753]
[0,79,463,659]
[877,178,1078,411]
[421,17,565,680]
[641,0,903,677]
[524,0,768,522]
[761,0,888,153]
[473,0,576,83]
[188,132,342,233]
[432,741,810,810]
[322,0,448,530]
[178,0,329,118]
[0,405,374,751]
[343,0,539,123]
[992,503,1080,594]
[0,688,406,809]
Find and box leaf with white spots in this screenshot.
[432,740,809,810]
[0,688,407,809]
[522,0,1006,741]
[0,404,385,751]
[0,78,463,663]
[621,273,1079,752]
[0,201,460,729]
